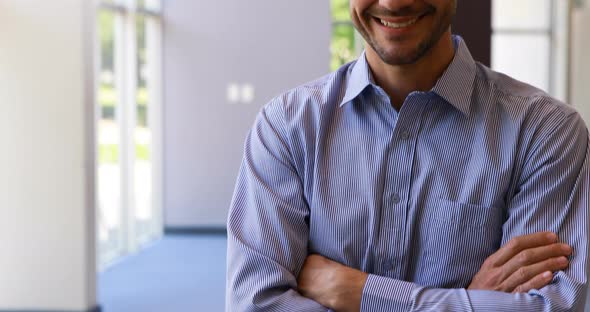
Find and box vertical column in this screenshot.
[0,0,98,311]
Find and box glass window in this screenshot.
[96,0,162,270]
[138,0,161,11]
[491,0,569,99]
[492,34,550,91]
[331,23,357,71]
[97,9,124,266]
[330,0,360,71]
[492,0,551,30]
[134,12,161,244]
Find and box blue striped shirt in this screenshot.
[226,36,590,311]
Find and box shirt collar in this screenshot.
[339,35,477,116]
[339,50,375,107]
[431,35,477,116]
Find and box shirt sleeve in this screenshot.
[361,111,590,312]
[225,101,329,312]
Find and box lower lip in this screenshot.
[374,15,425,35]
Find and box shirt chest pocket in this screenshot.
[415,198,504,288]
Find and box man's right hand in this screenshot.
[468,232,572,293]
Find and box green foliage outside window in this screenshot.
[98,10,150,164]
[331,0,360,71]
[98,10,149,124]
[99,144,150,164]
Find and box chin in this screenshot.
[375,46,426,65]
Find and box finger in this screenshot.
[501,256,568,292]
[512,271,554,294]
[491,232,558,266]
[501,243,572,277]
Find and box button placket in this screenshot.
[395,98,429,277]
[383,97,427,276]
[376,96,430,278]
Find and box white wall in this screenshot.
[568,6,590,311]
[572,7,590,126]
[0,0,97,310]
[163,0,331,227]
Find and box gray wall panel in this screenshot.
[163,1,331,226]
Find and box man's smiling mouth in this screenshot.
[379,16,421,29]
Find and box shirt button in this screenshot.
[391,193,401,204]
[400,130,410,140]
[383,261,393,271]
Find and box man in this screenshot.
[226,0,589,311]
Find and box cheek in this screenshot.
[349,0,372,17]
[349,8,367,31]
[349,0,371,8]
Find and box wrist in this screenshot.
[330,269,368,311]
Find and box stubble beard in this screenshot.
[354,2,456,66]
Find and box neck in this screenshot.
[365,31,455,110]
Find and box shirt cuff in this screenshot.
[360,274,416,312]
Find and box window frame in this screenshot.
[491,0,572,102]
[96,0,163,270]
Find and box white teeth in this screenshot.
[380,17,419,29]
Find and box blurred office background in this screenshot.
[0,0,589,311]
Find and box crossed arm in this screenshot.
[297,232,572,312]
[226,106,590,311]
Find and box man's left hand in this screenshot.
[297,254,368,312]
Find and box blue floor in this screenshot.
[98,235,590,311]
[98,235,227,312]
